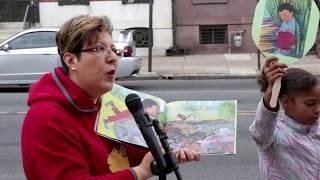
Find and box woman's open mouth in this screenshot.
[107,69,115,75]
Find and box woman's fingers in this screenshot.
[184,149,200,161]
[175,148,200,163]
[179,148,187,163]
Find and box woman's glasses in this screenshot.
[80,44,119,57]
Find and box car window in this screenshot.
[8,31,56,49]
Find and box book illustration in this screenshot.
[96,84,237,155]
[142,98,161,120]
[259,1,309,58]
[165,101,237,154]
[252,0,319,64]
[96,84,166,147]
[165,121,234,154]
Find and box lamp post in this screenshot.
[256,0,261,71]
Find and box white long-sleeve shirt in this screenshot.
[249,99,320,180]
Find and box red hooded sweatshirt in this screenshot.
[21,67,147,180]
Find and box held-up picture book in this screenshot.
[95,84,237,155]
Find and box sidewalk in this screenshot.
[123,53,320,80]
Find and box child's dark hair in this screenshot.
[278,3,295,13]
[142,99,158,108]
[257,68,319,98]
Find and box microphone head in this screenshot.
[125,93,143,115]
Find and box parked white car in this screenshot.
[114,29,142,79]
[0,28,142,87]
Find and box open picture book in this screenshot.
[95,84,237,155]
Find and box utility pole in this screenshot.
[148,0,154,72]
[172,0,177,52]
[257,0,261,70]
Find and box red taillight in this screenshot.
[123,46,132,57]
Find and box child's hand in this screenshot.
[263,57,287,88]
[262,57,287,110]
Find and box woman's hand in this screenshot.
[173,148,200,163]
[133,148,200,179]
[133,152,154,180]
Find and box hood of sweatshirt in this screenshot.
[27,67,100,112]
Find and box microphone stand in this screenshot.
[149,117,182,180]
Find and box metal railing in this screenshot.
[22,4,38,30]
[22,5,30,30]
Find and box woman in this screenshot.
[21,15,199,180]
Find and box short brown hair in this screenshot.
[56,15,113,73]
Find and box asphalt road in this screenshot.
[0,79,262,180]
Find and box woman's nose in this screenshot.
[106,52,117,64]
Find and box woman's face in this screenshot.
[68,32,117,99]
[282,84,320,125]
[279,9,293,22]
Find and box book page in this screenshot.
[95,84,167,148]
[165,100,237,155]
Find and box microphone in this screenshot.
[125,93,167,171]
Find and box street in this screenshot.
[0,79,262,180]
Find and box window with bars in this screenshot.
[199,25,228,44]
[125,27,149,47]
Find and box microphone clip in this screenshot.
[149,118,182,180]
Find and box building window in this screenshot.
[125,27,149,47]
[122,0,149,4]
[58,0,89,6]
[199,25,227,44]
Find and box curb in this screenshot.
[116,73,259,81]
[159,73,258,80]
[117,71,320,81]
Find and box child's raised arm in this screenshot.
[249,57,287,150]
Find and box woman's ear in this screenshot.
[63,52,78,71]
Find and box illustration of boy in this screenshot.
[276,3,298,55]
[142,98,160,119]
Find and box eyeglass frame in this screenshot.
[78,44,120,57]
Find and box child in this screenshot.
[142,98,160,119]
[276,3,298,55]
[250,57,320,179]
